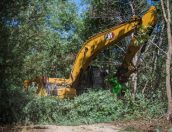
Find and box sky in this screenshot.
[75,0,81,5]
[74,0,87,15]
[74,0,160,15]
[147,0,160,6]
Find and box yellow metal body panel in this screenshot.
[57,87,76,99]
[37,87,48,96]
[45,78,69,86]
[23,77,75,98]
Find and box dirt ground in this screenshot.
[1,118,172,132]
[1,124,120,132]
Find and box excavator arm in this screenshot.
[116,6,157,83]
[68,6,157,87]
[24,6,157,98]
[68,17,141,87]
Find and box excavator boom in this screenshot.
[68,17,141,87]
[68,6,157,87]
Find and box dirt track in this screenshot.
[2,119,172,132]
[1,124,121,132]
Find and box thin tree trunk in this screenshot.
[161,0,172,121]
[129,0,138,99]
[166,21,172,120]
[131,55,138,99]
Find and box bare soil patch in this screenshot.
[112,118,172,131]
[1,118,172,132]
[1,124,120,132]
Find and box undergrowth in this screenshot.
[22,89,166,125]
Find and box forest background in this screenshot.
[0,0,171,125]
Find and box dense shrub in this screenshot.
[0,85,33,124]
[22,89,166,125]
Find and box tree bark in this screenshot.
[129,0,138,99]
[161,0,172,121]
[131,55,138,99]
[166,20,172,121]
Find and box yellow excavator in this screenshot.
[24,6,157,99]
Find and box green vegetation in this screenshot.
[109,77,127,95]
[22,89,165,125]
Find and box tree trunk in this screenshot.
[129,0,138,99]
[131,54,138,99]
[161,0,172,121]
[166,20,172,120]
